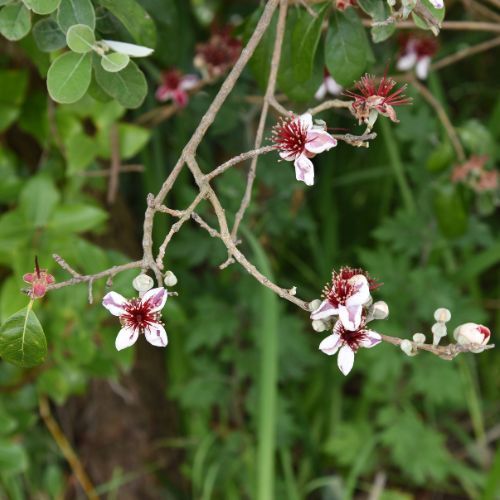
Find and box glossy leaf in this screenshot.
[23,0,61,15]
[47,52,92,104]
[0,3,31,41]
[101,52,130,72]
[325,9,369,87]
[291,2,329,83]
[97,0,156,47]
[94,59,147,108]
[66,23,95,53]
[0,306,47,368]
[32,18,66,52]
[357,0,395,42]
[57,0,95,32]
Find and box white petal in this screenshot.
[103,40,154,57]
[396,52,417,71]
[115,327,139,351]
[279,150,297,161]
[305,130,337,155]
[102,291,129,316]
[141,287,167,312]
[294,154,314,186]
[325,77,342,95]
[429,0,444,7]
[298,113,313,130]
[346,275,370,306]
[337,345,355,376]
[180,74,200,90]
[314,83,327,101]
[338,304,362,331]
[144,323,168,347]
[319,333,341,356]
[310,300,338,320]
[416,56,431,80]
[359,330,382,348]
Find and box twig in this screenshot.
[308,99,352,115]
[268,96,291,116]
[107,124,121,204]
[39,396,99,500]
[368,471,387,500]
[191,212,221,238]
[53,254,81,277]
[411,79,466,162]
[431,36,500,71]
[231,0,288,241]
[75,164,144,177]
[362,20,500,32]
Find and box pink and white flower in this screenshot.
[311,267,379,331]
[271,113,337,186]
[397,35,438,80]
[23,258,55,299]
[315,69,343,100]
[102,287,168,351]
[453,322,491,353]
[429,0,444,7]
[155,69,199,107]
[319,318,382,375]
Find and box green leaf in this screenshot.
[49,204,108,232]
[23,0,61,15]
[357,0,395,42]
[101,52,130,72]
[433,184,468,239]
[32,18,66,52]
[66,23,95,53]
[97,0,157,47]
[0,306,48,368]
[0,69,28,132]
[65,132,98,172]
[97,123,150,159]
[0,3,31,41]
[47,51,92,104]
[20,176,60,228]
[291,2,329,83]
[412,0,445,31]
[0,440,29,475]
[325,9,369,87]
[57,0,95,32]
[94,59,147,108]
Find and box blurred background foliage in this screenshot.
[0,0,499,498]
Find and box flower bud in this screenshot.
[164,270,178,287]
[367,109,379,130]
[132,274,154,294]
[453,323,491,353]
[412,333,426,344]
[400,339,417,356]
[371,301,389,320]
[434,307,451,323]
[312,320,329,333]
[431,322,447,345]
[309,299,322,312]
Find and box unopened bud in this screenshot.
[412,333,426,344]
[367,109,379,130]
[164,270,178,287]
[312,320,329,333]
[453,323,491,353]
[289,286,297,296]
[132,274,154,294]
[431,322,447,345]
[400,339,417,356]
[434,308,451,323]
[371,301,389,320]
[309,299,322,312]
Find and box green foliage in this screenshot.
[0,3,31,41]
[65,23,95,53]
[57,0,95,32]
[23,0,60,16]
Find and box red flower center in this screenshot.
[121,298,160,332]
[336,322,367,352]
[272,118,308,157]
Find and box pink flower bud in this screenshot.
[23,258,55,299]
[453,323,491,353]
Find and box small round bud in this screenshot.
[163,270,178,287]
[453,323,491,353]
[371,301,389,320]
[309,299,322,312]
[400,339,416,357]
[434,308,451,323]
[289,286,297,296]
[431,322,447,346]
[132,274,154,293]
[412,333,426,344]
[312,320,328,333]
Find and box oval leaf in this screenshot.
[101,52,130,72]
[357,0,395,43]
[291,2,329,83]
[66,23,95,53]
[102,39,153,57]
[0,306,47,368]
[32,18,66,52]
[412,0,445,32]
[94,58,147,108]
[24,0,61,15]
[0,3,31,41]
[97,0,156,47]
[47,52,92,104]
[325,9,369,87]
[57,0,95,32]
